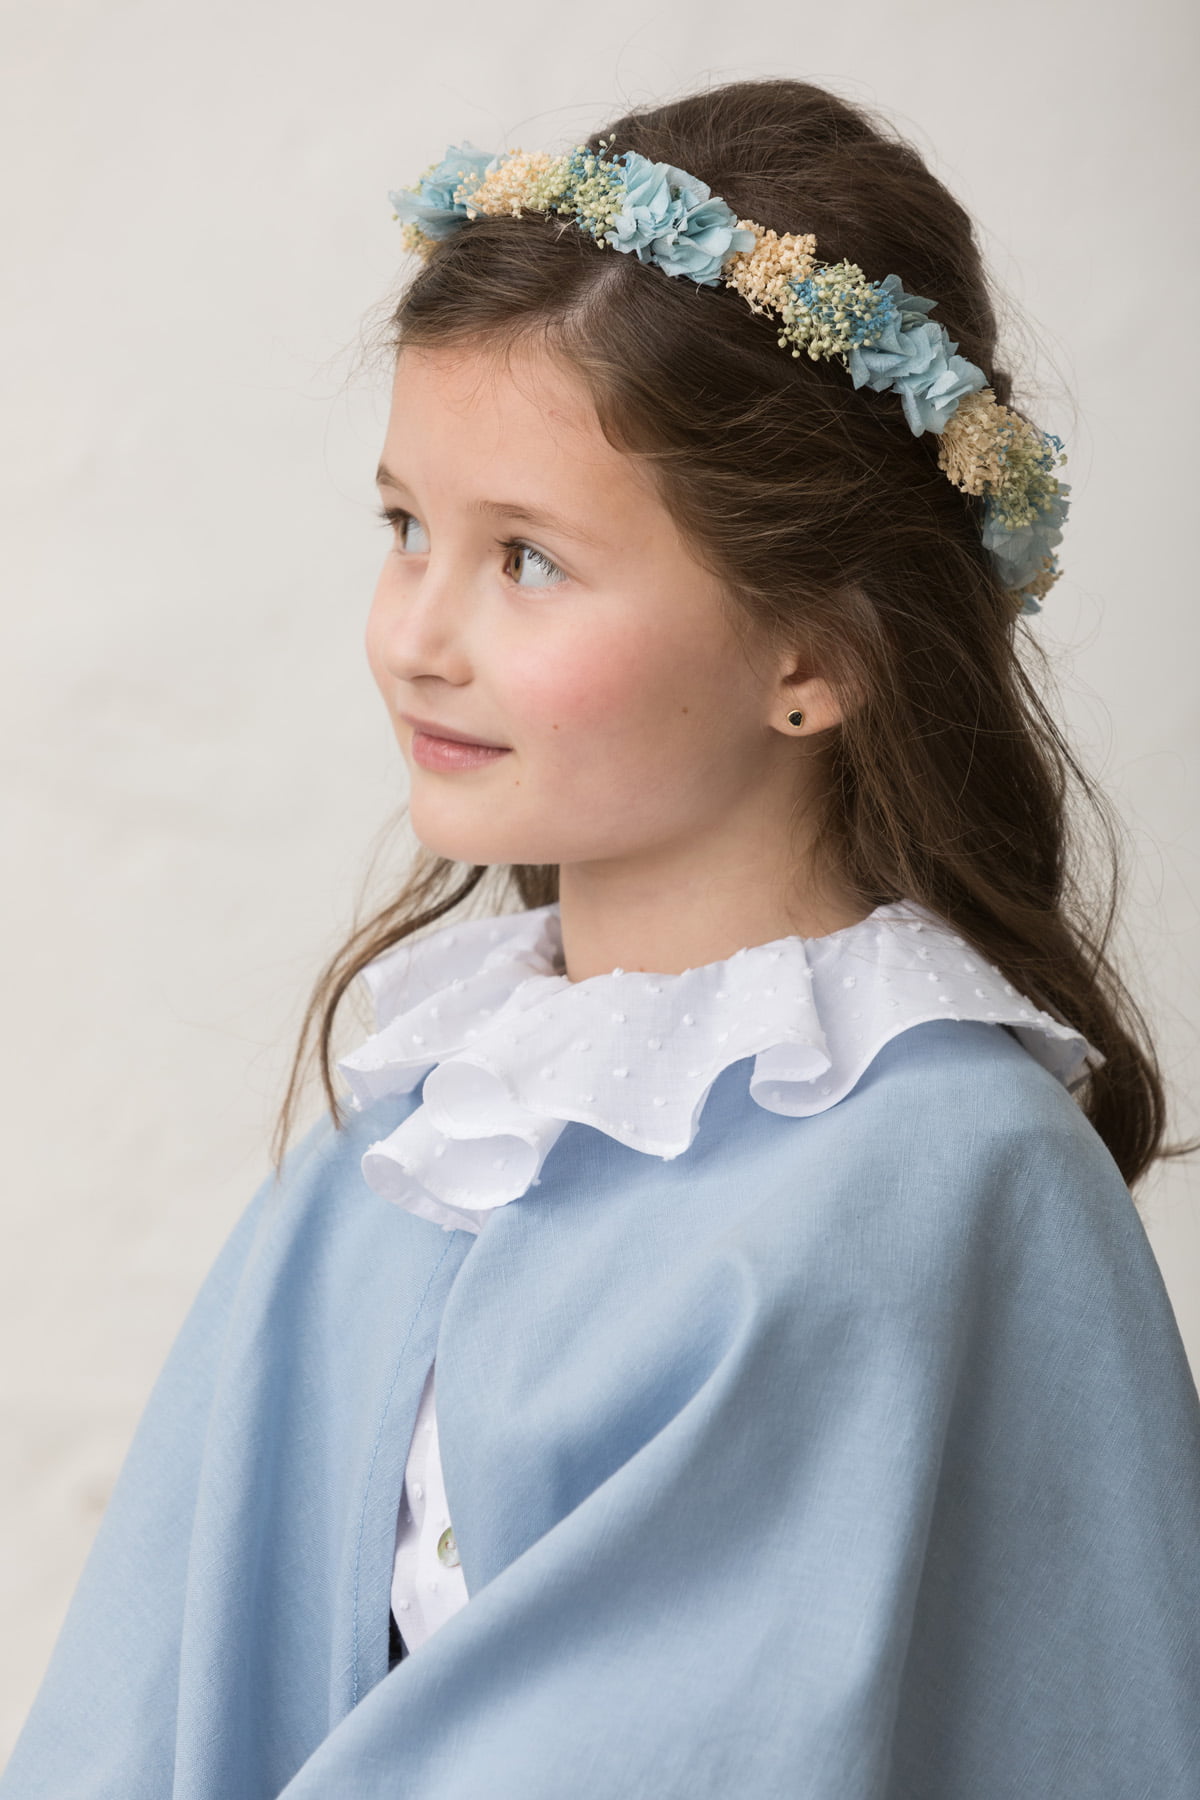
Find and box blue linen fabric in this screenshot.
[4,1018,1199,1798]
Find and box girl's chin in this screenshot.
[405,809,535,867]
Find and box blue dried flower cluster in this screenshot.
[982,482,1070,613]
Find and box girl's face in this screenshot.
[367,340,841,887]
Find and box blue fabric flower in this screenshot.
[981,482,1071,600]
[650,194,758,284]
[603,152,756,286]
[844,273,934,381]
[846,273,987,435]
[389,142,498,241]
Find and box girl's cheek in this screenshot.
[513,636,651,735]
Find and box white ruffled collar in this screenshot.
[336,898,1103,1235]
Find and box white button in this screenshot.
[412,1483,424,1500]
[437,1525,461,1568]
[397,1599,411,1611]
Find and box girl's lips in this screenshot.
[411,729,512,772]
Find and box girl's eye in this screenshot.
[375,504,566,589]
[377,505,429,554]
[501,539,567,590]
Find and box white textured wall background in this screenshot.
[2,0,1197,1756]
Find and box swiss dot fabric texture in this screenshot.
[336,898,1103,1236]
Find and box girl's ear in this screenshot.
[775,651,864,737]
[774,594,867,735]
[776,669,846,736]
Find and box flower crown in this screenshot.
[388,139,1070,615]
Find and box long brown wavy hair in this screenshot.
[271,77,1197,1197]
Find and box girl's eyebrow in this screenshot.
[375,461,603,549]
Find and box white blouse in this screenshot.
[337,897,1103,1655]
[389,1358,470,1648]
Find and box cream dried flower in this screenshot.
[398,221,438,259]
[937,388,1013,496]
[456,149,574,220]
[939,388,1067,530]
[722,222,818,317]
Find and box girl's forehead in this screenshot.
[391,339,591,419]
[385,342,656,511]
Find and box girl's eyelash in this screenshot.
[502,540,565,584]
[375,504,566,584]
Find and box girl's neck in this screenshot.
[553,871,874,984]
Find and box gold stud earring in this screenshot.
[786,709,805,729]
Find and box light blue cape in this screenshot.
[4,1019,1199,1797]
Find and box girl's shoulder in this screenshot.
[837,1008,1112,1169]
[808,1012,1132,1258]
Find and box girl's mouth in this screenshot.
[410,729,512,772]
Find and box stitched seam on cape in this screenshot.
[350,1232,460,1704]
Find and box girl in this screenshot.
[5,77,1200,1800]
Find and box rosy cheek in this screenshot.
[509,635,649,736]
